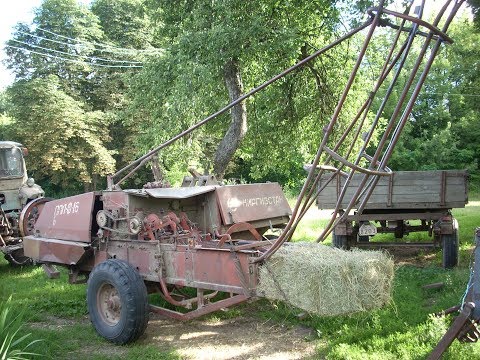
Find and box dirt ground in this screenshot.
[31,311,319,359]
[141,312,318,360]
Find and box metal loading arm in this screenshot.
[428,228,480,359]
[254,0,465,263]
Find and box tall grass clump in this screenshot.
[0,296,42,360]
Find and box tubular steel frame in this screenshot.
[107,1,465,264]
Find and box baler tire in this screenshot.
[87,259,149,344]
[442,219,459,269]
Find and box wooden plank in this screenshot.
[316,170,467,210]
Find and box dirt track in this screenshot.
[141,312,318,359]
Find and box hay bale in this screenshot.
[257,242,394,316]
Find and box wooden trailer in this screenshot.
[316,170,468,268]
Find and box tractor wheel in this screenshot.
[87,259,149,344]
[332,234,349,249]
[442,219,459,269]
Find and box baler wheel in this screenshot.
[87,259,149,344]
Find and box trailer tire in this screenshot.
[87,259,149,344]
[442,219,459,269]
[358,235,370,243]
[332,234,349,249]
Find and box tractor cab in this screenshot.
[0,142,24,178]
[0,141,45,265]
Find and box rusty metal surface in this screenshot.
[23,235,90,265]
[344,210,449,222]
[216,183,291,225]
[100,238,259,295]
[427,303,475,360]
[18,2,467,337]
[150,294,249,321]
[33,192,95,243]
[135,186,216,199]
[429,228,480,356]
[166,246,257,293]
[101,191,127,210]
[467,228,480,319]
[19,197,50,237]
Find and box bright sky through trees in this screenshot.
[0,0,91,89]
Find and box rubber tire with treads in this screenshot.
[87,259,149,344]
[332,234,349,249]
[358,235,370,243]
[442,219,459,269]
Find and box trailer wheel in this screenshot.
[332,234,350,249]
[358,235,370,243]
[442,219,459,269]
[87,259,149,344]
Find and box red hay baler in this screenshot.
[23,182,291,343]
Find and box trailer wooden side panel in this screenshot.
[316,170,468,210]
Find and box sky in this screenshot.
[0,1,471,91]
[0,0,90,89]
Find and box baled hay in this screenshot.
[257,242,394,316]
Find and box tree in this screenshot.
[128,0,347,182]
[388,17,480,175]
[7,76,115,190]
[0,91,15,141]
[3,0,155,192]
[468,0,480,29]
[5,0,103,99]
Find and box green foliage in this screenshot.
[0,91,15,141]
[5,0,103,89]
[389,17,480,177]
[126,0,372,185]
[7,76,116,189]
[3,0,154,191]
[0,296,42,360]
[92,0,155,49]
[468,0,480,29]
[3,0,478,191]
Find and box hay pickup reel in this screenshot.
[21,1,465,344]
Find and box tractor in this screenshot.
[0,141,45,265]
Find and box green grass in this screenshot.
[0,195,479,359]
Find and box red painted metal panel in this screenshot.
[216,183,291,225]
[33,192,95,243]
[23,236,89,265]
[164,246,257,293]
[101,191,128,210]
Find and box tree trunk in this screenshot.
[213,59,247,179]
